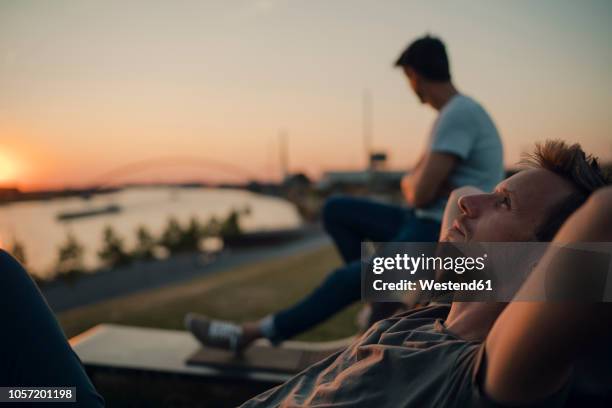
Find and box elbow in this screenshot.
[588,187,612,213]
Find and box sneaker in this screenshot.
[184,313,245,353]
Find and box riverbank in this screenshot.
[58,244,360,342]
[43,228,328,312]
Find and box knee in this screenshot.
[0,250,47,315]
[0,250,30,284]
[322,195,351,232]
[323,262,361,290]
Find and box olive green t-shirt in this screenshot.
[240,304,568,408]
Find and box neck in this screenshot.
[444,302,506,342]
[427,82,458,110]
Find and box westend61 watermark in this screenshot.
[361,242,612,303]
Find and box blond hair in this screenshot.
[522,140,610,241]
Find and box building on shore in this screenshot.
[317,151,405,195]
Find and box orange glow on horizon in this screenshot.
[0,151,20,187]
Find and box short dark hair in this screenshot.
[521,140,610,241]
[395,35,451,81]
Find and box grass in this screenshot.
[58,245,361,342]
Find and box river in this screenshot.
[0,186,302,277]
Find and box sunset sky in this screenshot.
[1,0,611,190]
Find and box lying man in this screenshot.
[239,140,611,407]
[186,34,504,350]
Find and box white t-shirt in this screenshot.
[415,94,504,221]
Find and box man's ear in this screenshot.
[402,66,416,80]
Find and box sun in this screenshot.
[0,152,19,185]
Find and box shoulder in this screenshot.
[437,95,480,128]
[444,95,488,119]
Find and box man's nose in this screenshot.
[458,193,490,218]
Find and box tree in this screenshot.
[181,216,203,251]
[204,215,221,237]
[159,216,205,254]
[98,226,131,267]
[56,233,86,279]
[132,225,156,260]
[159,217,184,254]
[219,209,242,240]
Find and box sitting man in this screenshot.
[185,34,504,350]
[239,140,611,407]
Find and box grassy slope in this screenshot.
[58,245,360,341]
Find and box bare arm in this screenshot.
[484,187,612,405]
[401,152,459,208]
[412,153,426,172]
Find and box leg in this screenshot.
[186,208,439,348]
[185,261,362,349]
[0,251,104,406]
[367,213,442,325]
[392,213,441,243]
[270,212,442,341]
[322,196,408,263]
[270,260,362,342]
[188,199,407,349]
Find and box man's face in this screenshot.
[402,66,425,104]
[445,169,576,242]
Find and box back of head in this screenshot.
[522,140,611,241]
[395,35,451,81]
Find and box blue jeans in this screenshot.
[0,251,104,406]
[271,196,440,342]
